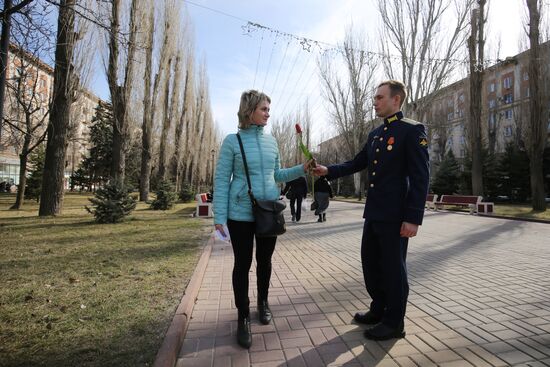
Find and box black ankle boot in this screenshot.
[237,316,252,348]
[322,213,326,221]
[258,300,272,325]
[317,215,323,222]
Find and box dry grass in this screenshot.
[0,193,211,367]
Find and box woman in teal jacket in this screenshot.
[214,90,311,349]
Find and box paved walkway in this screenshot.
[177,201,550,367]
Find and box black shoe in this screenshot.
[258,300,272,325]
[317,215,323,222]
[363,323,405,341]
[354,311,383,325]
[237,317,252,348]
[291,215,296,222]
[322,214,326,222]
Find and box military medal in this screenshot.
[387,136,394,151]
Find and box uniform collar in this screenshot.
[239,124,265,134]
[384,111,403,125]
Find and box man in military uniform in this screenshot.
[312,80,429,340]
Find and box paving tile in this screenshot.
[172,202,550,367]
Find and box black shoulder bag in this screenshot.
[236,133,286,237]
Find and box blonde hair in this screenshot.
[237,90,271,129]
[378,80,407,107]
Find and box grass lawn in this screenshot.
[333,196,550,222]
[0,193,212,367]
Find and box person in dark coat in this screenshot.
[282,176,308,222]
[312,80,429,341]
[313,176,333,222]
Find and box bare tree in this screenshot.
[138,0,154,201]
[378,0,475,118]
[106,0,139,183]
[5,47,50,209]
[174,50,195,192]
[318,28,377,196]
[525,0,547,211]
[467,1,487,196]
[2,2,55,209]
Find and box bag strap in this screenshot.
[236,133,256,205]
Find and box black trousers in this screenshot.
[227,219,277,318]
[361,221,409,329]
[289,196,303,221]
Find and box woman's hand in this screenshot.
[303,158,317,172]
[215,224,227,237]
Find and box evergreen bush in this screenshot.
[431,150,461,195]
[86,182,137,223]
[25,145,45,202]
[151,180,177,210]
[179,182,195,203]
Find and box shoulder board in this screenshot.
[401,117,420,125]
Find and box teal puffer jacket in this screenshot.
[213,125,305,224]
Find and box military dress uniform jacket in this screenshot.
[326,111,430,225]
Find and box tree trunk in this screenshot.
[108,0,138,184]
[38,0,76,216]
[468,4,485,196]
[526,0,547,211]
[11,145,28,210]
[157,57,174,181]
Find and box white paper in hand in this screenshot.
[215,224,230,242]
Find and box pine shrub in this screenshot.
[86,182,137,223]
[178,182,195,203]
[151,181,177,210]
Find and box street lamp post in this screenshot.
[210,149,216,186]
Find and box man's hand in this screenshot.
[400,222,418,237]
[311,164,328,176]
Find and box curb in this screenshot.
[153,234,214,367]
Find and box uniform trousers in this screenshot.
[227,219,277,318]
[361,221,409,329]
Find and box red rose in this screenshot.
[295,124,302,134]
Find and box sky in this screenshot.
[89,0,530,143]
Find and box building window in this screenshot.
[447,99,454,107]
[447,112,454,121]
[525,88,530,98]
[503,76,513,89]
[0,163,20,186]
[460,136,465,145]
[457,109,464,118]
[459,94,465,102]
[504,109,513,120]
[523,72,529,81]
[489,82,495,93]
[504,126,513,137]
[489,99,496,109]
[503,93,513,104]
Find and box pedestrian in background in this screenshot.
[313,176,333,222]
[282,176,308,222]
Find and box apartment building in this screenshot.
[0,44,100,190]
[426,41,550,165]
